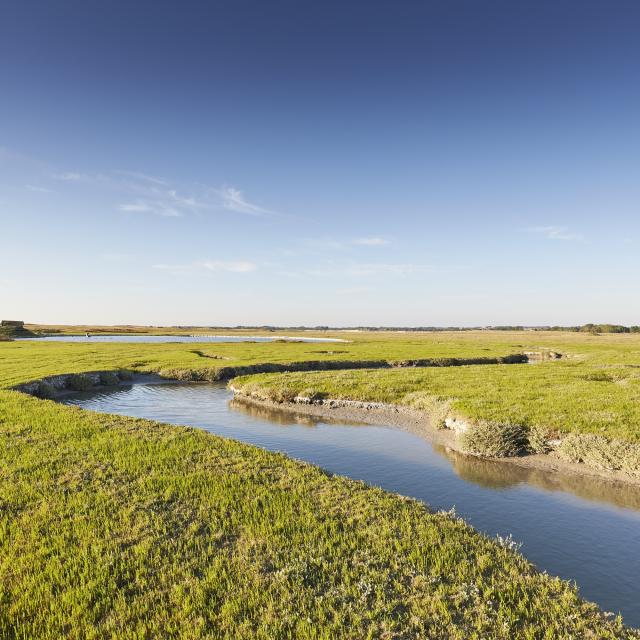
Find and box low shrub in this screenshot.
[160,367,210,382]
[528,425,552,454]
[402,391,451,428]
[557,434,640,476]
[99,371,120,386]
[299,388,329,402]
[461,421,529,457]
[266,386,298,403]
[34,381,55,399]
[66,374,93,392]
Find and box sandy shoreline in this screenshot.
[230,388,640,490]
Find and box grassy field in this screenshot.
[2,331,640,636]
[0,331,530,389]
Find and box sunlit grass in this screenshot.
[2,331,640,635]
[1,391,635,638]
[234,360,640,442]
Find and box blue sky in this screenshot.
[1,0,639,326]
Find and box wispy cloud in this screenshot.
[200,260,256,273]
[119,201,153,213]
[353,236,388,246]
[51,168,278,219]
[53,172,94,182]
[115,170,169,186]
[221,187,274,216]
[26,184,54,193]
[119,200,181,217]
[526,226,584,242]
[293,236,390,254]
[153,260,257,274]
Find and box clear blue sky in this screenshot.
[1,0,639,326]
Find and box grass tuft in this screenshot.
[558,434,640,476]
[461,422,530,457]
[34,381,55,399]
[528,425,552,454]
[65,373,94,391]
[402,391,452,428]
[99,371,120,386]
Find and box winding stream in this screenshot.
[62,381,640,627]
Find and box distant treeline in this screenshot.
[177,324,640,334]
[482,324,640,333]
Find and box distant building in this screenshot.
[1,320,24,328]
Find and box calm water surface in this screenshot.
[63,382,640,627]
[21,335,344,343]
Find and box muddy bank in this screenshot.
[14,371,169,398]
[230,387,640,489]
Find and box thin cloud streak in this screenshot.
[353,237,388,246]
[119,201,181,216]
[293,236,390,254]
[526,226,584,242]
[200,260,256,273]
[115,170,169,186]
[26,184,55,193]
[51,168,278,219]
[220,187,275,215]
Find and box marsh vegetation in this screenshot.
[2,330,640,636]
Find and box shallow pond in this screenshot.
[20,334,344,343]
[63,382,640,627]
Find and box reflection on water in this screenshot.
[232,396,640,511]
[439,445,640,511]
[62,382,640,627]
[229,396,368,428]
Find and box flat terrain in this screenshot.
[1,330,640,637]
[6,330,640,443]
[234,345,640,443]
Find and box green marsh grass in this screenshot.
[1,391,635,638]
[2,331,640,636]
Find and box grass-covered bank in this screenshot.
[1,390,636,638]
[231,360,640,476]
[4,330,640,473]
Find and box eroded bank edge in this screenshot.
[229,383,640,484]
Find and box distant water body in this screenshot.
[19,335,346,344]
